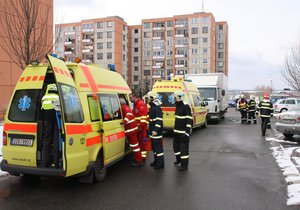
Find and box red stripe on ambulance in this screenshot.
[4,123,37,133]
[80,66,98,93]
[66,125,93,135]
[105,131,125,143]
[86,135,102,147]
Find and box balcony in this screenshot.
[64,41,74,45]
[82,39,94,43]
[175,24,187,28]
[153,37,161,40]
[64,51,74,55]
[153,56,165,60]
[152,75,161,79]
[82,49,93,53]
[153,27,164,31]
[82,28,94,33]
[175,34,184,38]
[153,46,163,50]
[153,65,163,69]
[82,59,92,63]
[175,44,188,48]
[175,64,185,68]
[64,31,75,36]
[175,54,186,58]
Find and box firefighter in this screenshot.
[173,90,193,171]
[256,93,273,136]
[146,91,164,169]
[120,98,144,167]
[238,94,248,124]
[41,83,59,168]
[247,95,257,124]
[129,93,149,161]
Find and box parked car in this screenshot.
[228,99,236,108]
[275,108,300,138]
[273,98,300,113]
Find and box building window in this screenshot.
[107,31,112,38]
[144,70,150,76]
[167,21,173,27]
[134,66,138,71]
[107,42,112,49]
[144,50,151,57]
[123,35,126,41]
[134,38,138,43]
[167,60,173,66]
[218,61,223,67]
[97,42,103,49]
[218,52,224,58]
[134,48,138,52]
[97,22,103,28]
[167,30,173,37]
[191,27,198,34]
[134,29,139,33]
[192,59,198,64]
[123,45,125,51]
[144,60,151,66]
[192,69,198,74]
[143,22,151,29]
[97,32,103,39]
[203,38,208,43]
[134,56,138,62]
[107,52,112,59]
[202,17,209,23]
[191,18,198,24]
[144,41,151,47]
[202,27,208,33]
[123,55,125,61]
[133,76,139,81]
[218,43,224,49]
[203,69,208,73]
[192,48,198,54]
[203,48,208,54]
[107,21,113,28]
[192,38,198,44]
[219,25,223,30]
[144,32,151,38]
[203,58,208,64]
[167,40,173,46]
[167,50,173,56]
[97,53,103,60]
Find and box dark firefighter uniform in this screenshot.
[173,91,193,171]
[121,103,143,166]
[257,95,273,136]
[148,92,164,169]
[41,83,59,168]
[238,97,248,124]
[247,97,257,124]
[133,98,149,160]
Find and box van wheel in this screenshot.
[202,119,207,129]
[283,133,294,138]
[93,151,107,182]
[280,108,288,113]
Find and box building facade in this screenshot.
[0,0,53,114]
[55,12,228,94]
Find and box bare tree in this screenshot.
[254,85,271,97]
[282,40,300,91]
[0,0,53,69]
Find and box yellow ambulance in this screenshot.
[152,76,208,131]
[1,55,132,183]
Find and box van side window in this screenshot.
[59,84,84,123]
[98,94,122,121]
[286,100,296,105]
[87,95,100,121]
[193,95,200,106]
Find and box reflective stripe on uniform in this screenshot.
[175,152,181,155]
[125,127,138,133]
[175,115,193,119]
[181,155,189,159]
[174,129,186,134]
[155,124,161,128]
[129,143,139,147]
[132,148,141,152]
[157,153,164,157]
[260,115,271,118]
[125,119,136,124]
[187,124,192,128]
[150,135,163,139]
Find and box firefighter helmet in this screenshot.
[146,91,159,101]
[250,95,254,100]
[263,93,270,99]
[174,90,185,101]
[241,94,245,99]
[47,83,57,92]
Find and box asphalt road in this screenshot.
[0,108,299,210]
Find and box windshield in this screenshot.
[157,92,176,107]
[198,88,217,101]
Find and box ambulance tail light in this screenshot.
[3,131,7,146]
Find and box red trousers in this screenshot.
[137,129,147,160]
[127,133,143,163]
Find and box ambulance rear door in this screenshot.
[47,55,88,176]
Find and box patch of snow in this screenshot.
[266,137,298,144]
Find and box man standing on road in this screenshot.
[173,90,193,171]
[247,95,257,124]
[256,94,273,136]
[129,93,149,161]
[120,98,144,167]
[146,91,164,169]
[238,94,248,124]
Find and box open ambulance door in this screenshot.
[47,55,88,177]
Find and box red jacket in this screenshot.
[121,104,138,135]
[133,98,148,130]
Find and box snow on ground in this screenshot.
[267,136,300,206]
[0,125,7,176]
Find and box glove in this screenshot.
[270,113,273,117]
[152,131,157,136]
[255,112,258,116]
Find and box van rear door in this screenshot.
[47,55,88,176]
[4,65,47,167]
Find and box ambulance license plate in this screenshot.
[11,138,33,146]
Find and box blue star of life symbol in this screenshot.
[18,95,31,111]
[168,94,175,104]
[68,94,78,108]
[158,94,162,102]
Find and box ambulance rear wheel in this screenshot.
[93,152,107,182]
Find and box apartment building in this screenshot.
[55,12,228,93]
[0,0,53,113]
[55,16,128,78]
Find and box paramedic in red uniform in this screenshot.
[129,93,149,161]
[120,98,144,167]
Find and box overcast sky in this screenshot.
[54,0,300,90]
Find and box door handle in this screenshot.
[120,122,124,125]
[97,129,103,133]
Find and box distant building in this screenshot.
[55,12,228,94]
[0,0,53,112]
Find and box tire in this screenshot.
[280,108,288,113]
[93,151,107,183]
[283,133,294,138]
[202,119,207,129]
